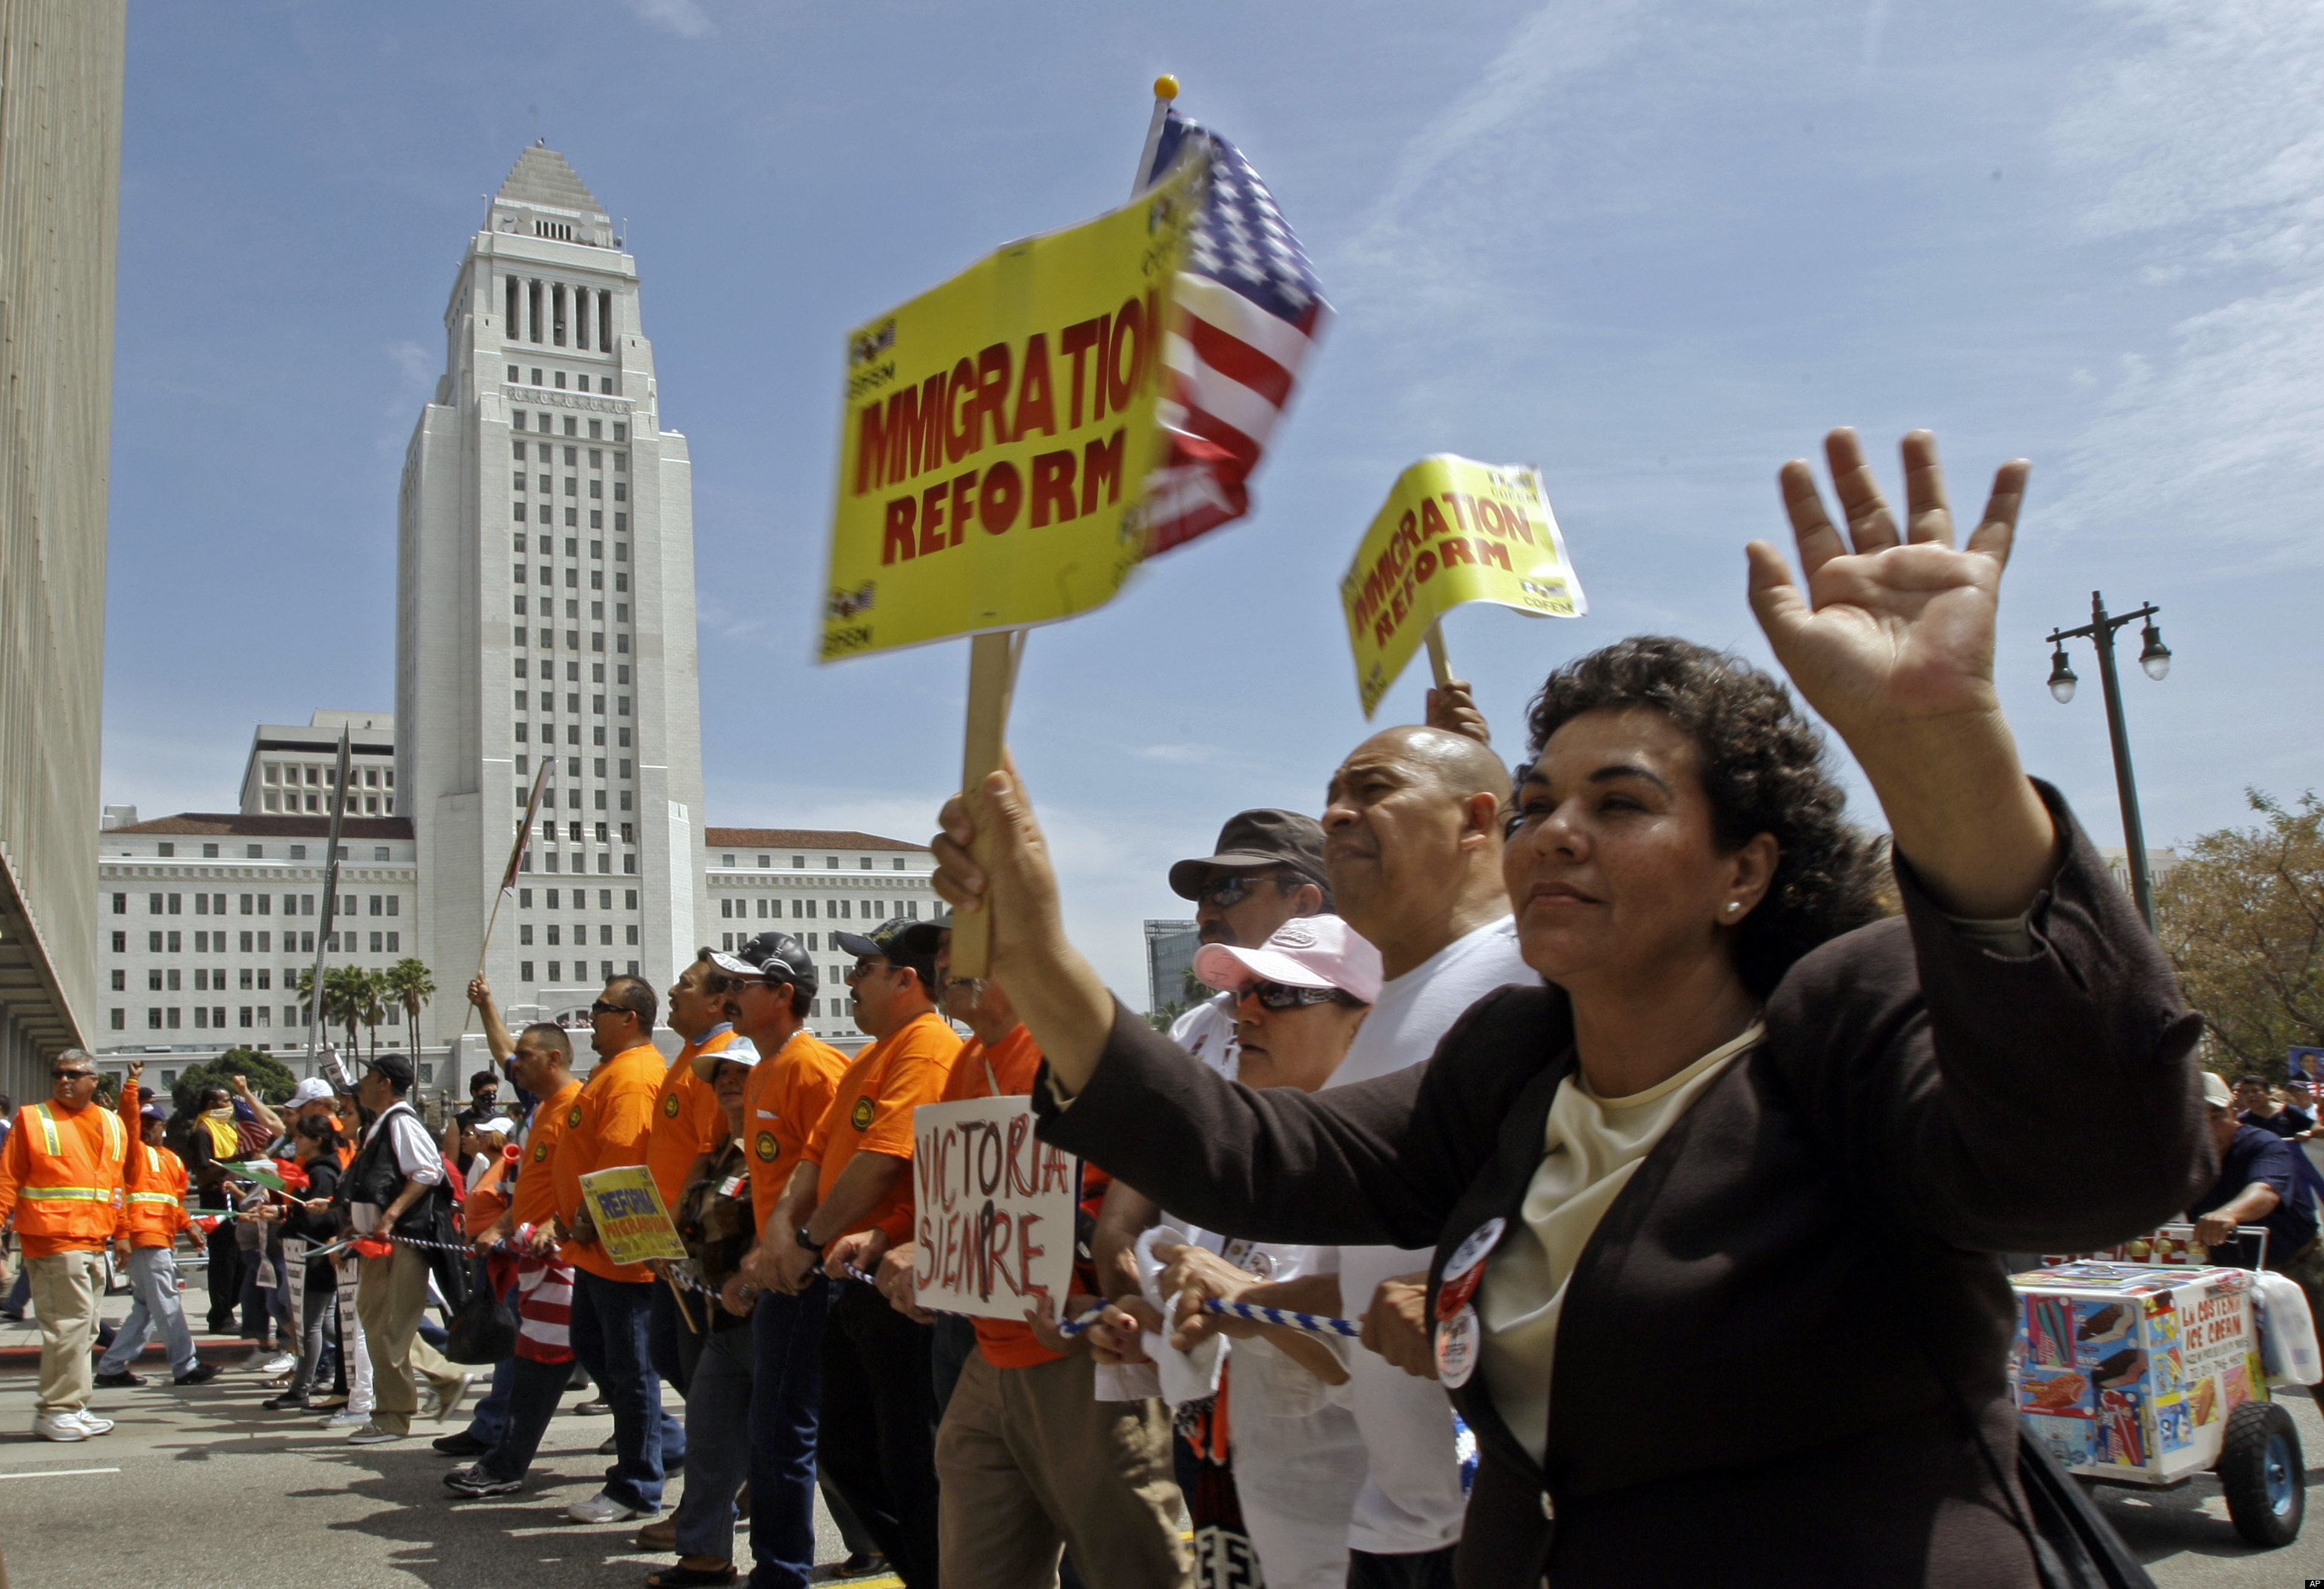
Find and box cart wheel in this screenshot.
[2217,1400,2304,1547]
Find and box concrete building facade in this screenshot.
[703,829,939,1052]
[0,1,126,1103]
[238,710,397,817]
[92,813,425,1088]
[399,145,707,1034]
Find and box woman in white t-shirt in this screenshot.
[1151,917,1382,1589]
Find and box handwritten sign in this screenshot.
[910,1096,1077,1322]
[578,1165,686,1267]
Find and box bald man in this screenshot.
[1319,720,1533,1589]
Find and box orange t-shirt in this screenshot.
[935,1025,1106,1370]
[552,1042,666,1283]
[464,1144,520,1239]
[509,1076,583,1236]
[0,1099,126,1256]
[742,1028,850,1236]
[646,1026,736,1212]
[806,1010,961,1245]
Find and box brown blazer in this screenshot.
[1036,791,2211,1587]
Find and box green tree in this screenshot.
[1143,966,1211,1032]
[384,957,437,1059]
[2155,788,2324,1075]
[170,1046,299,1112]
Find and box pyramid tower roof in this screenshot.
[495,143,604,217]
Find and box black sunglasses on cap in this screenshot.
[1239,979,1360,1011]
[1195,872,1302,910]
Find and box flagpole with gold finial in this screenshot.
[950,74,1183,982]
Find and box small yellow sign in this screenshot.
[819,152,1204,661]
[577,1165,686,1267]
[1341,456,1588,717]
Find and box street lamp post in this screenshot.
[2044,591,2173,928]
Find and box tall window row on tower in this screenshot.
[505,275,613,352]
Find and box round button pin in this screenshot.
[1436,1217,1505,1318]
[1436,1304,1480,1387]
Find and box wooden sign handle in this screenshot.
[1425,620,1455,689]
[950,630,1021,978]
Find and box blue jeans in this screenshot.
[570,1270,686,1510]
[650,1276,704,1395]
[479,1351,579,1482]
[465,1355,517,1447]
[746,1276,830,1589]
[237,1233,291,1346]
[674,1325,754,1560]
[5,1264,30,1315]
[98,1245,198,1377]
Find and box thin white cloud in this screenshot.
[618,0,714,39]
[2049,0,2324,562]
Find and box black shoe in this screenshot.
[571,1397,608,1416]
[173,1364,222,1386]
[93,1370,147,1388]
[443,1464,524,1499]
[261,1391,308,1411]
[597,1434,618,1455]
[432,1429,491,1457]
[836,1554,886,1578]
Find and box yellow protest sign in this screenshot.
[577,1166,686,1267]
[1341,456,1588,717]
[819,153,1204,661]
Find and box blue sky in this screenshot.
[104,0,2324,1000]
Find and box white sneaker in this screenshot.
[32,1414,89,1443]
[318,1407,370,1429]
[346,1422,400,1445]
[258,1352,297,1376]
[566,1491,657,1525]
[68,1411,114,1436]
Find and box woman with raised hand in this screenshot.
[929,431,2214,1588]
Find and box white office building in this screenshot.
[398,144,707,1031]
[91,810,427,1090]
[702,829,941,1052]
[238,710,398,816]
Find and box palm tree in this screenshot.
[356,968,390,1059]
[322,964,371,1058]
[384,957,437,1062]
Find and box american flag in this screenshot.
[1141,110,1330,554]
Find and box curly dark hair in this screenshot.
[1523,636,1891,997]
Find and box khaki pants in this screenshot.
[355,1245,459,1435]
[26,1249,104,1417]
[937,1348,1189,1589]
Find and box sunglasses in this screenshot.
[1196,872,1298,910]
[52,1070,97,1082]
[589,1000,636,1019]
[844,959,891,984]
[1240,980,1354,1011]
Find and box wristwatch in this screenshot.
[794,1225,824,1255]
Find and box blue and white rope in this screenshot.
[1054,1297,1362,1339]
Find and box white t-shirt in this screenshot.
[1170,990,1241,1080]
[1322,915,1536,1555]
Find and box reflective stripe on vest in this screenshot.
[20,1186,110,1202]
[30,1102,58,1157]
[128,1191,177,1205]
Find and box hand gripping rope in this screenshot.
[842,1265,1361,1337]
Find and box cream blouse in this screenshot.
[1476,1022,1766,1463]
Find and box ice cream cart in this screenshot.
[2011,1245,2305,1547]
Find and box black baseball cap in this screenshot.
[367,1053,416,1089]
[1169,810,1328,901]
[727,931,819,1000]
[832,917,939,986]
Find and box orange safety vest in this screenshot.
[122,1143,190,1248]
[0,1101,127,1256]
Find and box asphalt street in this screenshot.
[0,1326,890,1589]
[0,1323,2313,1586]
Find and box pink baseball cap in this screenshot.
[1192,916,1384,1004]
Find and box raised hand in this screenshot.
[1748,429,2026,738]
[1748,428,2055,919]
